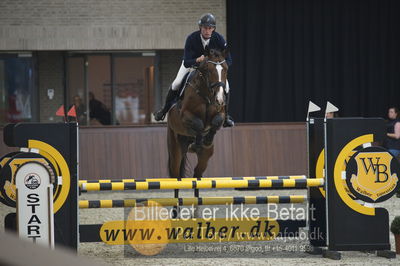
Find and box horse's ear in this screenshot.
[204,45,210,56]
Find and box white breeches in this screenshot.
[171,61,230,93]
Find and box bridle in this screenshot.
[202,59,226,90]
[195,58,227,109]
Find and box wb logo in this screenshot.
[346,147,400,203]
[359,157,389,183]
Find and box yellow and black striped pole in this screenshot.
[80,178,324,192]
[79,195,307,209]
[78,175,307,186]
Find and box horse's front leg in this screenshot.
[188,134,204,153]
[184,116,205,153]
[192,144,215,217]
[204,113,224,147]
[193,145,215,181]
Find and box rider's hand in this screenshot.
[196,55,205,63]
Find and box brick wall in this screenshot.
[0,0,227,50]
[37,52,64,122]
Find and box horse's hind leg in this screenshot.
[167,127,183,218]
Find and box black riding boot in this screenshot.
[154,88,179,121]
[223,92,235,127]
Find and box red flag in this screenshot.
[56,105,65,117]
[67,106,77,117]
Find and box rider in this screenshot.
[154,13,234,127]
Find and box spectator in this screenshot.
[70,95,87,125]
[326,112,335,118]
[115,88,139,124]
[384,107,400,158]
[89,92,111,125]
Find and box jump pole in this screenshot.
[78,175,307,185]
[78,195,307,209]
[80,178,324,192]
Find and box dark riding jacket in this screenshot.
[183,30,232,68]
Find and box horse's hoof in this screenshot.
[188,143,202,153]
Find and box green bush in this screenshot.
[390,216,400,235]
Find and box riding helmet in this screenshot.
[198,13,216,28]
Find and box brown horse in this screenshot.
[167,47,229,216]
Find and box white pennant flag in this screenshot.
[307,101,321,113]
[306,101,321,121]
[325,101,339,115]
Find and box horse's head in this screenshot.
[197,46,229,107]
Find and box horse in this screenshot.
[167,47,229,217]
